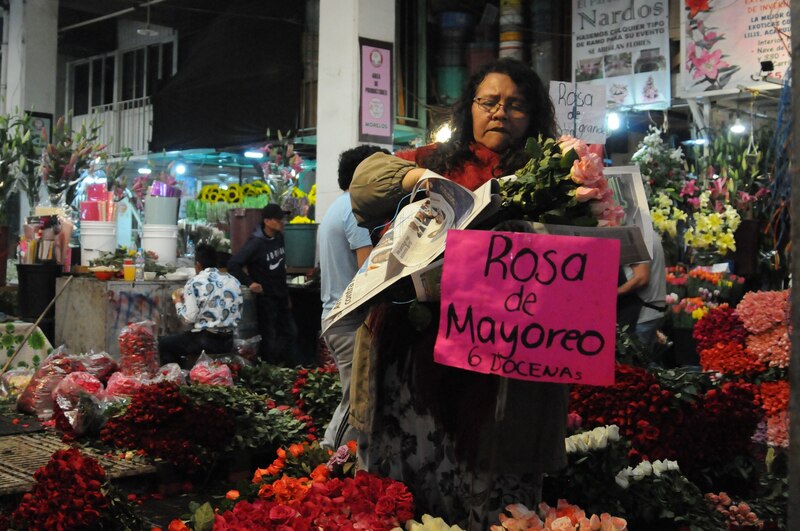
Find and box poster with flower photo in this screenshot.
[572,0,671,110]
[679,0,790,97]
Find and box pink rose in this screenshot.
[549,516,577,531]
[575,186,603,202]
[558,135,589,158]
[570,153,605,186]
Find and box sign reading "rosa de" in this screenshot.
[434,230,619,385]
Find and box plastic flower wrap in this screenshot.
[499,135,624,227]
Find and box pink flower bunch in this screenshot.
[559,136,624,226]
[215,470,414,531]
[734,290,789,334]
[746,326,790,369]
[704,492,763,529]
[491,500,627,531]
[766,410,789,449]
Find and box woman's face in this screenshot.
[471,73,531,153]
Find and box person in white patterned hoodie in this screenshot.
[158,243,242,367]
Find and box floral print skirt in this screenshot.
[357,340,549,530]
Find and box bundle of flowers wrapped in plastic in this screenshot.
[491,499,627,531]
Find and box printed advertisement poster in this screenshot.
[358,38,393,144]
[572,0,671,110]
[679,0,790,97]
[434,230,619,386]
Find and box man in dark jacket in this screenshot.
[228,203,298,365]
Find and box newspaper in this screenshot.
[322,173,497,334]
[604,165,654,259]
[529,222,650,265]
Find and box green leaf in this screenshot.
[192,502,216,531]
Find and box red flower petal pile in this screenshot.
[11,448,109,530]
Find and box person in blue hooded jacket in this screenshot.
[228,203,298,365]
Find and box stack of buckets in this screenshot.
[80,221,117,266]
[142,196,180,266]
[436,12,474,104]
[499,0,525,61]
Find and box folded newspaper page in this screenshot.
[322,173,496,334]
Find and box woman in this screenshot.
[348,59,569,529]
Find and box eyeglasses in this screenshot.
[473,97,529,118]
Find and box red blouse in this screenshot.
[395,142,504,192]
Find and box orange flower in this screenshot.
[252,467,270,484]
[288,443,305,458]
[167,520,191,531]
[310,463,330,483]
[266,460,285,476]
[225,490,240,500]
[276,448,287,459]
[346,440,358,454]
[267,475,311,504]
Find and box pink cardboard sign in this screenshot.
[434,230,619,385]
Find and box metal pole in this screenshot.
[788,1,800,527]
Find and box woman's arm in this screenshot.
[349,152,419,227]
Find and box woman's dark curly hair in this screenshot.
[423,58,556,177]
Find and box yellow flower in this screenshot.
[289,215,314,224]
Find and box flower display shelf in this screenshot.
[0,432,156,495]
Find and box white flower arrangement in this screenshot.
[614,459,680,489]
[565,425,621,454]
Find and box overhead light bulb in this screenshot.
[174,163,187,175]
[432,122,452,143]
[730,118,746,134]
[606,112,621,131]
[138,167,152,175]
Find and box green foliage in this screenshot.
[237,362,297,400]
[296,368,341,432]
[181,384,306,452]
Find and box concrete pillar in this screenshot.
[5,0,59,226]
[316,0,394,220]
[4,0,58,116]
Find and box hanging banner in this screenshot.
[549,81,607,144]
[434,230,619,386]
[572,0,671,110]
[358,38,393,144]
[679,0,790,98]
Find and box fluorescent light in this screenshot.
[174,163,187,175]
[138,167,152,175]
[244,150,264,159]
[729,118,746,134]
[606,112,621,131]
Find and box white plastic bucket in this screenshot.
[142,224,179,266]
[80,221,117,266]
[144,196,180,225]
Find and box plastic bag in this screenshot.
[234,335,261,362]
[1,368,35,398]
[189,354,234,386]
[16,348,84,419]
[105,371,146,398]
[118,320,160,377]
[74,351,118,383]
[150,363,186,386]
[51,372,106,436]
